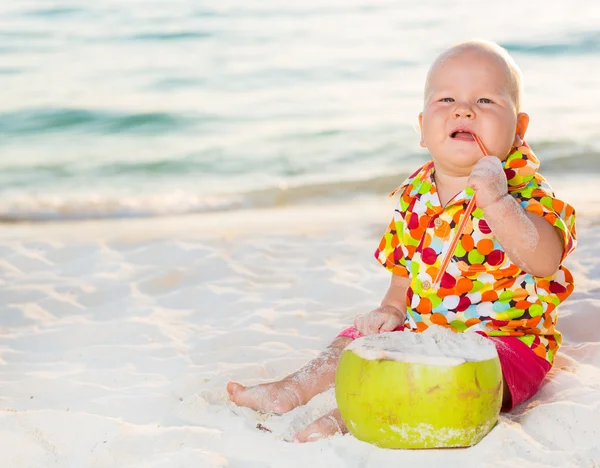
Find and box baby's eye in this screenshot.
[477,98,493,104]
[440,97,454,102]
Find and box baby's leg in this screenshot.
[227,336,352,414]
[292,408,347,442]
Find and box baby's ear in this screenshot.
[513,112,530,147]
[418,113,426,148]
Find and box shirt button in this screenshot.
[434,218,443,228]
[422,280,432,291]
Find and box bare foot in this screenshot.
[292,408,348,443]
[227,380,304,414]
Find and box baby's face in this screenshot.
[419,49,528,175]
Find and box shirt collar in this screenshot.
[503,144,540,192]
[421,144,540,206]
[390,144,541,208]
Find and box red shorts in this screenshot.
[337,326,551,411]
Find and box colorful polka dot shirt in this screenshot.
[375,146,577,365]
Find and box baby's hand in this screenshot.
[468,156,508,209]
[353,305,405,336]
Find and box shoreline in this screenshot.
[1,179,598,244]
[0,195,395,243]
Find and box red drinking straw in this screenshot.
[473,134,488,157]
[433,134,487,285]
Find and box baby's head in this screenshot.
[418,40,530,175]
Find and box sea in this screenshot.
[1,0,599,221]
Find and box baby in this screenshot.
[227,40,577,443]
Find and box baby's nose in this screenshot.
[454,103,474,119]
[454,101,475,119]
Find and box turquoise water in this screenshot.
[1,0,599,221]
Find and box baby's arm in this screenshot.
[354,273,410,335]
[469,156,563,277]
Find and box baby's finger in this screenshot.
[379,314,401,333]
[353,314,363,329]
[475,155,501,168]
[359,314,377,335]
[373,313,391,335]
[354,314,366,334]
[363,313,382,336]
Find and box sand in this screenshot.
[1,196,599,468]
[348,327,498,365]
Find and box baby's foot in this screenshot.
[292,408,348,443]
[227,380,304,414]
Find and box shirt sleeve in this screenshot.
[515,174,577,261]
[374,200,410,277]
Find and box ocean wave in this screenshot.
[0,152,257,187]
[502,31,600,55]
[0,145,595,224]
[0,67,24,75]
[131,31,213,42]
[191,4,395,19]
[21,7,87,18]
[0,192,237,222]
[0,108,199,136]
[542,150,600,173]
[0,30,56,55]
[0,172,405,223]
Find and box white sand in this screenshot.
[348,327,498,365]
[1,196,600,467]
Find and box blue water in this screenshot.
[1,0,599,221]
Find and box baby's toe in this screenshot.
[226,381,245,401]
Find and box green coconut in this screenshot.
[335,327,503,449]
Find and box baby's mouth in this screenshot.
[450,131,475,141]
